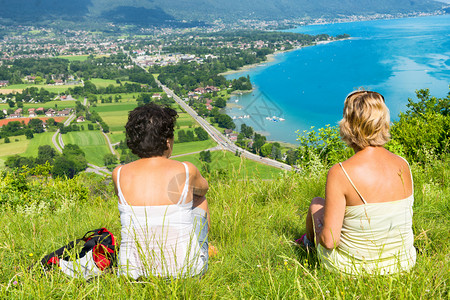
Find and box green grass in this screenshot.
[57,55,90,61]
[0,83,81,93]
[90,79,122,88]
[23,132,58,157]
[172,139,217,156]
[107,131,126,145]
[62,131,112,166]
[0,135,30,167]
[173,150,284,179]
[0,155,448,298]
[0,100,78,112]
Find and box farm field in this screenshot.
[0,83,81,93]
[108,131,125,145]
[62,131,112,166]
[23,131,57,157]
[172,150,284,179]
[91,102,137,132]
[172,139,217,156]
[0,100,77,111]
[0,135,29,167]
[56,55,90,61]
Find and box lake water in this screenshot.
[225,14,450,143]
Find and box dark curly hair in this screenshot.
[125,103,178,158]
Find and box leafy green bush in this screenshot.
[296,124,353,169]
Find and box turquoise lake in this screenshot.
[225,14,450,144]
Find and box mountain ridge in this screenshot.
[0,0,445,27]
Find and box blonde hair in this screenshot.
[339,90,390,150]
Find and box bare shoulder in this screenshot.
[183,161,201,175]
[327,163,343,179]
[112,165,122,182]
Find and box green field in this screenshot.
[0,100,78,112]
[107,131,126,145]
[62,131,112,166]
[91,102,137,132]
[173,150,284,179]
[0,135,30,167]
[0,83,81,93]
[23,132,58,157]
[172,139,217,156]
[57,55,90,61]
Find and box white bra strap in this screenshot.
[339,162,368,205]
[177,163,190,205]
[116,166,129,205]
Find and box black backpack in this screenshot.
[40,228,117,279]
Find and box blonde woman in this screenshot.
[299,90,416,274]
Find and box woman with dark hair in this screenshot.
[299,90,416,275]
[112,103,210,279]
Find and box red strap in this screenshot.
[92,245,111,271]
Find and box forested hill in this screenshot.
[0,0,445,27]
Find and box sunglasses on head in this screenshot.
[345,90,385,102]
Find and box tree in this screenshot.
[199,150,211,163]
[36,145,57,165]
[217,114,235,129]
[25,129,34,139]
[214,98,226,108]
[285,149,298,165]
[4,137,10,143]
[241,123,254,138]
[46,118,56,126]
[252,133,266,154]
[260,143,273,157]
[28,118,44,133]
[194,127,209,141]
[103,154,118,170]
[186,130,195,142]
[100,122,109,133]
[178,130,187,143]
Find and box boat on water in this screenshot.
[265,116,285,122]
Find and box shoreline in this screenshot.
[221,38,350,146]
[219,38,350,77]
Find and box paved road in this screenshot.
[52,129,63,153]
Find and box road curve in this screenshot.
[155,79,292,171]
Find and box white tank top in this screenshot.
[116,162,205,278]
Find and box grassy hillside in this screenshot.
[0,153,448,298]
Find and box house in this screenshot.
[76,116,85,122]
[28,108,36,117]
[224,129,233,135]
[152,93,162,100]
[9,113,20,118]
[205,86,219,93]
[0,80,8,87]
[14,108,22,115]
[194,87,206,94]
[228,133,238,142]
[205,98,213,111]
[57,109,71,116]
[45,108,56,117]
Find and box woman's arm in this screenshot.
[318,164,346,249]
[185,161,209,197]
[193,195,210,230]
